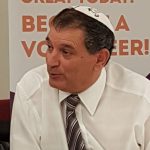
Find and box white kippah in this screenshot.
[73,6,114,33]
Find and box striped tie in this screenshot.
[65,94,86,150]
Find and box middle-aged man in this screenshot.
[10,6,150,150]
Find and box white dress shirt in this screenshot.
[10,61,150,150]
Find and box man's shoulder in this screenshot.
[19,64,48,83]
[16,64,49,98]
[106,61,150,101]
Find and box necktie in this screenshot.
[65,94,86,150]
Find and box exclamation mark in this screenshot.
[144,39,149,55]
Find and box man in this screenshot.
[10,6,150,150]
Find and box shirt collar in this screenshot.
[59,67,106,115]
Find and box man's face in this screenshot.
[46,25,103,93]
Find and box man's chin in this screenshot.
[48,80,70,92]
[48,79,78,93]
[49,80,58,88]
[49,79,64,90]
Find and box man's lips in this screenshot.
[47,67,63,79]
[49,73,63,79]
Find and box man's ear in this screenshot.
[95,48,110,68]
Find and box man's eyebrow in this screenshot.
[45,37,52,45]
[45,37,50,42]
[45,37,75,49]
[60,44,75,49]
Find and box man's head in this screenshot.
[51,6,115,56]
[46,6,115,93]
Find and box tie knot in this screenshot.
[66,94,80,111]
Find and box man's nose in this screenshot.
[46,50,60,67]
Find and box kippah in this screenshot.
[73,6,114,33]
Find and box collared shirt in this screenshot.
[10,61,150,150]
[59,67,106,149]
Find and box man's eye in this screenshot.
[63,50,69,54]
[61,49,71,55]
[47,45,53,52]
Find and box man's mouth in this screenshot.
[49,73,62,79]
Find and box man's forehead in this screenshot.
[49,24,84,36]
[47,25,84,47]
